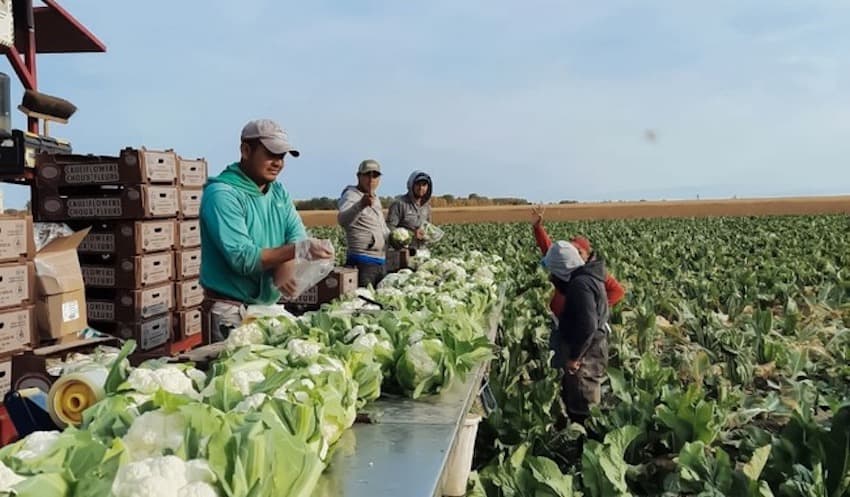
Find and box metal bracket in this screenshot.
[478,380,497,415]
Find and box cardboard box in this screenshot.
[0,215,35,263]
[92,314,172,351]
[0,262,33,310]
[0,306,35,357]
[178,157,208,188]
[178,219,201,248]
[33,229,89,340]
[386,249,410,273]
[179,188,202,219]
[10,336,120,393]
[34,185,180,221]
[81,251,173,289]
[74,220,176,256]
[175,278,204,310]
[279,267,357,308]
[87,282,174,322]
[35,148,178,186]
[174,307,202,340]
[174,248,201,280]
[37,289,86,342]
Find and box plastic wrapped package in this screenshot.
[32,222,74,252]
[274,238,335,299]
[422,222,444,243]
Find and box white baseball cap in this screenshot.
[241,119,300,157]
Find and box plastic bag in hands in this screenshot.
[276,238,336,299]
[295,237,335,263]
[422,222,444,243]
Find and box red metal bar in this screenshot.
[3,46,35,90]
[11,0,39,133]
[4,1,105,134]
[170,334,203,355]
[25,23,37,133]
[24,29,35,86]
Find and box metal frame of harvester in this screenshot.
[2,0,105,132]
[0,0,103,184]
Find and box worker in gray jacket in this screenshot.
[387,170,433,254]
[338,159,389,288]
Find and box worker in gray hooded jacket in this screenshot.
[542,240,610,426]
[387,170,433,253]
[338,159,389,288]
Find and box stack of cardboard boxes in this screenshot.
[0,213,120,414]
[31,149,207,351]
[173,157,205,343]
[31,226,89,342]
[0,215,35,401]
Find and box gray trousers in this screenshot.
[561,334,608,419]
[353,263,386,288]
[203,300,245,343]
[550,319,609,420]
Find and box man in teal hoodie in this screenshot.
[200,119,332,342]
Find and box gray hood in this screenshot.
[543,241,585,283]
[406,170,432,204]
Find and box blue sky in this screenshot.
[3,0,850,208]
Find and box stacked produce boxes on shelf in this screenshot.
[172,157,206,346]
[0,214,36,402]
[31,149,206,353]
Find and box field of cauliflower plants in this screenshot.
[0,214,847,497]
[320,214,850,497]
[435,215,850,497]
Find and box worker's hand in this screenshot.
[294,238,335,261]
[360,193,375,208]
[308,239,334,259]
[565,359,582,375]
[278,275,299,298]
[415,228,426,240]
[531,204,545,224]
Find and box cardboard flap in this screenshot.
[34,254,85,294]
[36,227,91,255]
[34,228,90,295]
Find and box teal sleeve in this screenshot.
[285,195,308,243]
[200,187,263,276]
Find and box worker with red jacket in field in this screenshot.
[531,205,625,319]
[541,240,610,425]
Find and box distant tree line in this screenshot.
[294,194,536,210]
[1,200,30,216]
